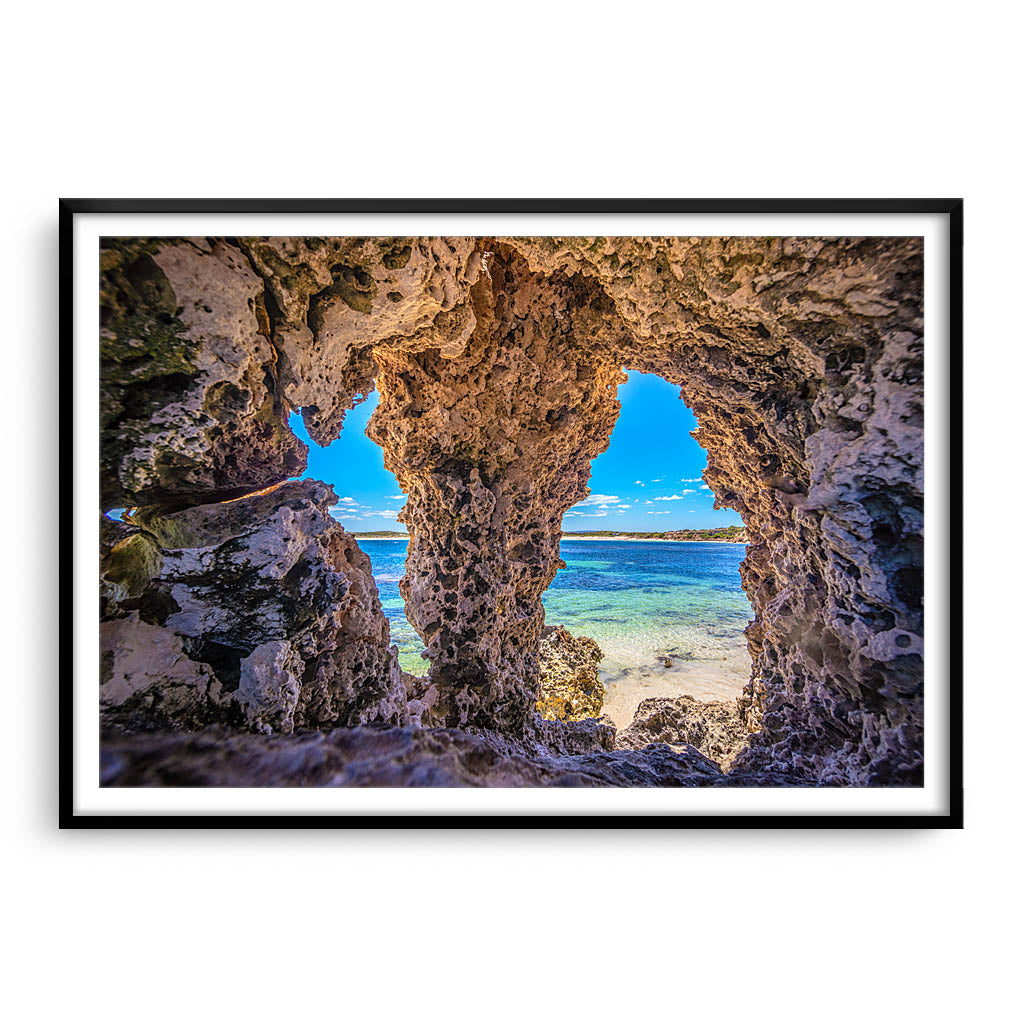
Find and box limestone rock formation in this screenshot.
[100,238,307,509]
[238,237,481,445]
[366,251,626,734]
[617,696,750,771]
[100,616,231,731]
[100,480,406,734]
[98,235,925,788]
[536,625,606,721]
[100,725,801,788]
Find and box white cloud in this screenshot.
[571,493,620,509]
[654,492,694,501]
[336,507,403,520]
[644,500,653,505]
[681,477,703,483]
[647,510,671,515]
[338,496,356,504]
[616,504,631,509]
[700,484,711,491]
[633,480,645,487]
[652,478,663,483]
[388,494,405,500]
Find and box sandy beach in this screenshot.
[599,655,749,729]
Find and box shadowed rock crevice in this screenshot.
[98,235,924,788]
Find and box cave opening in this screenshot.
[287,393,426,676]
[97,235,926,786]
[543,369,753,729]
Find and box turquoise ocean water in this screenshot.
[362,539,752,717]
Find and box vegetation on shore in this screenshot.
[352,526,749,542]
[561,525,749,542]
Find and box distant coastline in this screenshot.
[562,526,749,544]
[352,527,749,543]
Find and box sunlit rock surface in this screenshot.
[98,235,924,787]
[536,626,606,721]
[616,696,750,771]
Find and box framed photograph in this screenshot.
[61,199,962,826]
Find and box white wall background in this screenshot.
[1,3,1016,1022]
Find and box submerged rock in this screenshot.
[536,625,606,721]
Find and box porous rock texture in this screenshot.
[536,626,606,722]
[616,696,750,771]
[101,725,804,788]
[98,235,924,787]
[100,239,307,509]
[100,480,406,734]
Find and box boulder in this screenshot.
[536,625,606,721]
[617,695,751,771]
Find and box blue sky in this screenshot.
[292,370,742,532]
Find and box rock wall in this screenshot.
[100,239,307,509]
[100,480,406,733]
[98,235,924,786]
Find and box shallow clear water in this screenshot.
[362,538,753,714]
[546,539,751,671]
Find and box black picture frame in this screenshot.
[60,198,964,829]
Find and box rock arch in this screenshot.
[99,234,924,786]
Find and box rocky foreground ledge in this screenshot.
[101,720,802,788]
